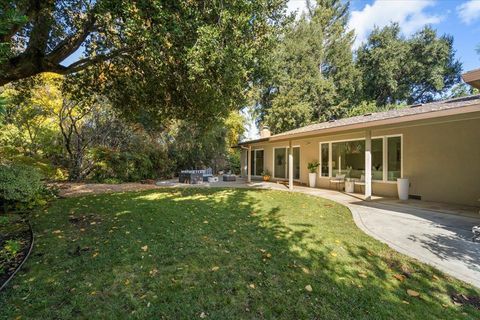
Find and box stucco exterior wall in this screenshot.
[241,112,480,207]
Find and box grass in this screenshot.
[0,188,479,319]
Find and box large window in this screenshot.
[320,143,329,177]
[250,149,264,176]
[387,136,401,181]
[274,147,300,179]
[332,140,365,179]
[319,135,401,182]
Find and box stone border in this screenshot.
[0,220,34,292]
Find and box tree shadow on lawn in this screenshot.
[1,188,479,319]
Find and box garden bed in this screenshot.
[0,214,33,291]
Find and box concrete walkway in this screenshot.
[277,184,480,288]
[157,178,480,288]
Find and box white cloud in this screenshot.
[457,0,480,24]
[287,0,308,17]
[348,0,444,48]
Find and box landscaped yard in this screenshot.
[0,188,478,319]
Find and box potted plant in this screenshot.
[307,161,319,187]
[261,170,271,182]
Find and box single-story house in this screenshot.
[238,70,480,207]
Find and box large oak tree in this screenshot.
[1,1,287,125]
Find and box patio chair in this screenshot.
[329,174,346,191]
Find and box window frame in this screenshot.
[250,149,264,177]
[272,146,301,180]
[318,134,403,183]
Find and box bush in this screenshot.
[0,163,45,213]
[226,152,241,174]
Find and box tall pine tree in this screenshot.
[259,0,359,134]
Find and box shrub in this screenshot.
[0,163,45,213]
[227,152,241,174]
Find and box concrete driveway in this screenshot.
[348,200,480,288]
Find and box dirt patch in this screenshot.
[69,214,102,228]
[53,182,161,198]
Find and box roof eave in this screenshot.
[268,104,480,142]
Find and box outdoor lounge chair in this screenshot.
[329,174,345,190]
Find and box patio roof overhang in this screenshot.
[237,102,480,146]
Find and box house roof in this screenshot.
[462,68,480,89]
[238,94,480,145]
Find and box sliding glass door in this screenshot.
[274,147,300,180]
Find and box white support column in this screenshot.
[247,145,252,183]
[365,130,372,200]
[288,141,293,190]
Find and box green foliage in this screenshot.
[91,148,156,183]
[0,163,45,212]
[258,0,359,133]
[307,161,320,173]
[2,239,21,259]
[356,23,462,106]
[346,100,379,117]
[226,151,241,175]
[261,169,271,177]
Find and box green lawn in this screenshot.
[1,188,479,319]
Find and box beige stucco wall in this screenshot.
[241,112,480,207]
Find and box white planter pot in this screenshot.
[397,178,409,200]
[345,180,355,193]
[308,173,317,188]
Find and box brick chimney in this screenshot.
[260,125,271,138]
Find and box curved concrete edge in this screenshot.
[337,202,480,289]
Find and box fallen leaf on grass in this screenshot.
[249,283,255,289]
[305,285,313,292]
[358,273,368,279]
[407,289,420,297]
[52,230,62,234]
[393,274,406,281]
[200,312,207,318]
[92,252,99,258]
[141,245,148,252]
[302,267,310,274]
[402,300,410,304]
[330,252,337,257]
[211,266,219,272]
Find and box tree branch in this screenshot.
[46,10,97,64]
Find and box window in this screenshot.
[255,150,264,176]
[250,149,264,176]
[320,143,329,177]
[293,147,300,180]
[274,147,300,179]
[332,140,365,179]
[387,136,401,181]
[319,135,401,182]
[274,148,286,179]
[371,138,383,181]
